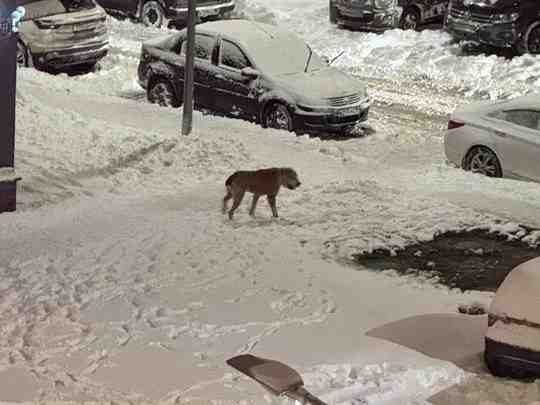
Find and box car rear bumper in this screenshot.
[335,5,398,31]
[443,130,464,167]
[445,14,519,48]
[293,101,370,132]
[33,42,109,68]
[485,337,540,375]
[168,1,235,20]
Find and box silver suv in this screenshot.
[16,0,109,71]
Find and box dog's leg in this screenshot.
[249,194,260,217]
[228,191,245,220]
[222,187,233,214]
[267,194,278,218]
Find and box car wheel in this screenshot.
[329,0,338,24]
[147,78,180,108]
[264,103,293,132]
[141,0,166,28]
[519,21,540,55]
[399,7,421,31]
[463,146,502,178]
[16,40,30,67]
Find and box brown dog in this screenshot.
[222,168,301,219]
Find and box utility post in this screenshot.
[181,0,196,136]
[0,0,21,213]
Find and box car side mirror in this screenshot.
[241,67,260,79]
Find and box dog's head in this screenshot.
[281,168,301,190]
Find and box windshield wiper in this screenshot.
[304,46,312,73]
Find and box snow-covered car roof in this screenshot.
[197,19,300,49]
[489,256,540,324]
[502,94,540,111]
[453,93,540,121]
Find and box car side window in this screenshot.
[498,110,540,131]
[180,34,215,60]
[220,40,251,70]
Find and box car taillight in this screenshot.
[448,120,465,130]
[487,314,497,327]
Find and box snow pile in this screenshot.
[15,72,253,206]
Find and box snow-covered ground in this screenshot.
[3,0,540,403]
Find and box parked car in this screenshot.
[445,0,540,55]
[485,256,540,379]
[16,0,109,70]
[329,0,449,31]
[444,94,540,181]
[137,19,371,134]
[95,0,235,28]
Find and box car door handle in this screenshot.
[494,131,507,138]
[215,74,225,79]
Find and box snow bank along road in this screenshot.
[4,1,540,404]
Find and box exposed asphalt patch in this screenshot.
[353,227,540,292]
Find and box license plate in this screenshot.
[198,8,219,17]
[337,106,360,116]
[73,22,96,32]
[454,21,477,33]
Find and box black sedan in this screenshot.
[137,19,371,133]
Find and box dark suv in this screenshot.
[445,0,540,55]
[95,0,235,28]
[329,0,449,31]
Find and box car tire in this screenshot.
[147,78,181,108]
[16,40,30,67]
[264,102,293,132]
[329,0,338,24]
[399,7,421,31]
[518,21,540,55]
[462,146,502,178]
[141,0,167,28]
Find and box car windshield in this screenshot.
[247,37,327,76]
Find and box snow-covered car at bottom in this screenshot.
[444,94,540,181]
[485,256,540,379]
[137,19,371,134]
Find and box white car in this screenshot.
[444,94,540,181]
[485,257,540,379]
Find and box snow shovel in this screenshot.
[226,354,328,405]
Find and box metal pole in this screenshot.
[0,0,20,212]
[181,0,196,136]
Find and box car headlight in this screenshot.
[374,0,396,9]
[491,12,519,24]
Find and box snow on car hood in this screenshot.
[274,67,367,102]
[489,256,540,325]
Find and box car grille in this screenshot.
[326,93,363,107]
[449,8,491,24]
